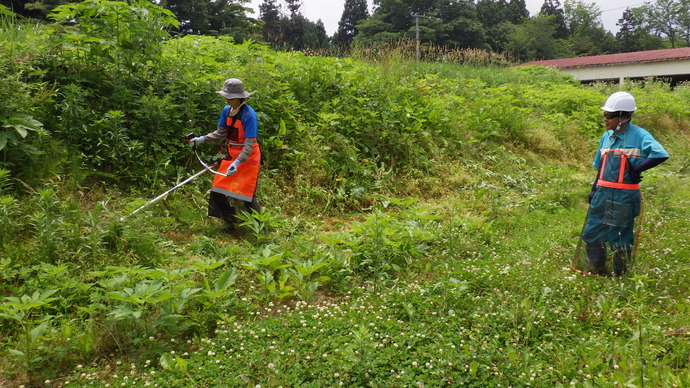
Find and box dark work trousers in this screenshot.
[208,191,262,223]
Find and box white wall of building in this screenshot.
[561,60,690,83]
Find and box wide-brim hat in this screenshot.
[217,78,251,99]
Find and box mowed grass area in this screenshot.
[54,145,690,387]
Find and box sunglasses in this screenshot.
[603,112,619,119]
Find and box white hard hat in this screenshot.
[601,91,637,112]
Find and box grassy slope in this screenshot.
[55,117,690,386]
[3,26,690,385]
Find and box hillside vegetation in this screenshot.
[1,8,690,387]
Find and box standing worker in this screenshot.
[188,78,262,231]
[582,91,668,276]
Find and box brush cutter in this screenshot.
[120,133,231,220]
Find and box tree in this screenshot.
[0,0,71,19]
[507,14,570,60]
[258,0,328,50]
[616,7,637,51]
[333,0,369,47]
[677,0,690,45]
[616,7,665,52]
[207,0,258,38]
[156,0,259,39]
[507,0,529,24]
[642,0,681,47]
[563,0,615,56]
[477,0,509,30]
[303,18,330,49]
[476,0,528,52]
[158,0,210,35]
[355,0,486,49]
[434,0,486,48]
[355,0,414,44]
[539,0,568,39]
[259,0,282,46]
[284,0,301,17]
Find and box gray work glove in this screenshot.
[226,159,240,176]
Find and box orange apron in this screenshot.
[211,106,261,202]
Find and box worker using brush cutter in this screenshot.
[581,91,668,276]
[188,78,262,232]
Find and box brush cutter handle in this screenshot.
[186,133,231,177]
[186,133,205,148]
[185,132,195,145]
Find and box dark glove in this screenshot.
[629,170,643,183]
[588,181,597,204]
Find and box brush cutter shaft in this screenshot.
[127,165,215,218]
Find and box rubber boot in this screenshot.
[585,242,608,276]
[208,191,237,233]
[612,247,630,277]
[219,219,235,232]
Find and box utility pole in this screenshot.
[411,13,424,62]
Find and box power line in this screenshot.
[600,3,646,13]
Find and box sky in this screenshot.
[244,0,648,37]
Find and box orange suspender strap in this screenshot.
[596,180,640,190]
[597,150,640,190]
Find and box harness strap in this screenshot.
[596,180,640,190]
[597,149,639,190]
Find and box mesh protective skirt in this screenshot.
[571,202,644,277]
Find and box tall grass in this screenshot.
[309,39,514,67]
[0,11,46,68]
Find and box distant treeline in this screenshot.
[2,0,689,61]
